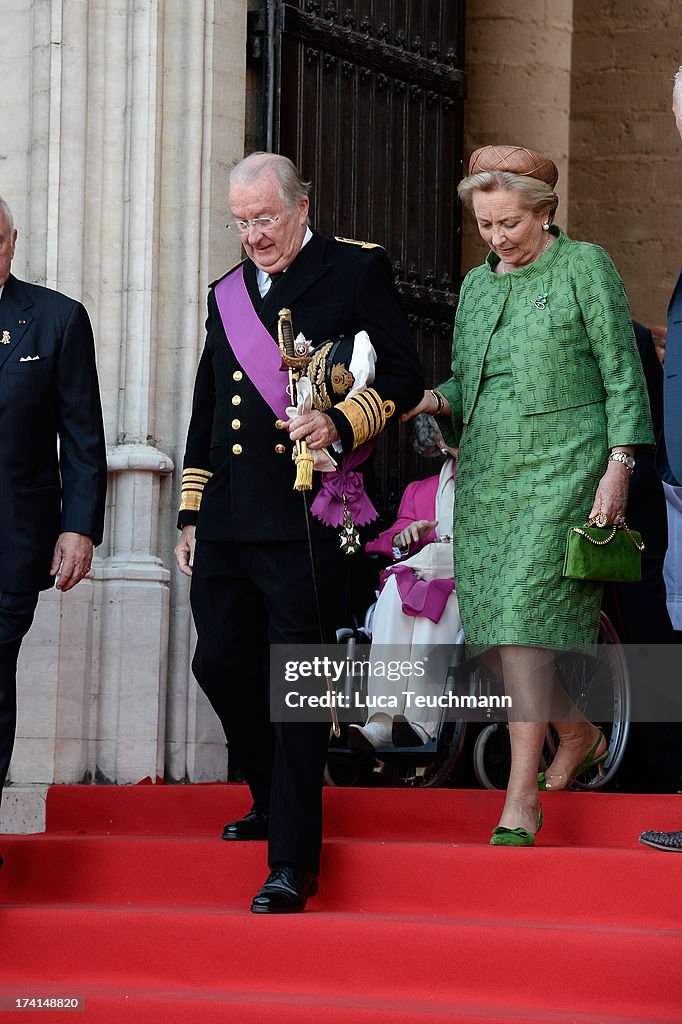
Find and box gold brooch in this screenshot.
[1,331,10,345]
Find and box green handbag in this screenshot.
[562,515,644,583]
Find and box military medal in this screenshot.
[339,494,361,555]
[1,331,10,344]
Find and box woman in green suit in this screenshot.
[406,146,653,845]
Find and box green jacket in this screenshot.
[438,229,654,450]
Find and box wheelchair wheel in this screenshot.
[324,750,377,787]
[545,611,630,790]
[473,723,509,790]
[473,723,549,791]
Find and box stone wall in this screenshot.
[570,0,682,327]
[462,1,682,327]
[461,0,574,276]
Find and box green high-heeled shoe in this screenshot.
[490,805,543,847]
[538,729,608,791]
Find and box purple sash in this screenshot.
[214,265,289,419]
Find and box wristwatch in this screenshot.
[608,451,635,472]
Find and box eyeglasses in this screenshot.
[226,215,280,235]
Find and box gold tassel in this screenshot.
[294,449,314,491]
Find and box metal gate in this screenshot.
[248,0,466,515]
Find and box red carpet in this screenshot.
[0,784,680,1022]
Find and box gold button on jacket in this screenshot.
[233,370,243,381]
[232,443,243,455]
[231,419,241,430]
[231,395,241,406]
[275,443,286,454]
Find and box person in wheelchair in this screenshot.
[347,414,461,752]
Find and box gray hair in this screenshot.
[410,414,446,459]
[674,65,682,107]
[229,152,311,212]
[457,170,558,221]
[0,196,15,235]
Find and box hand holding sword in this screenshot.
[278,308,315,490]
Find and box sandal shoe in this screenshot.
[538,729,607,791]
[490,805,543,847]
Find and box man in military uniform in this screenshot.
[175,152,423,910]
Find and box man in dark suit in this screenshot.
[604,322,675,644]
[0,197,107,860]
[175,152,423,911]
[638,68,682,852]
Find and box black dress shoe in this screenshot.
[391,715,429,747]
[250,864,318,914]
[221,808,269,841]
[639,828,682,852]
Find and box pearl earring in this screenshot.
[542,221,550,230]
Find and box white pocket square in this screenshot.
[19,355,40,361]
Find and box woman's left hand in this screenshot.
[588,463,630,525]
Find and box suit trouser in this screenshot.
[190,537,344,874]
[0,590,40,799]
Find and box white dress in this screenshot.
[364,460,461,740]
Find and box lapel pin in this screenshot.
[1,331,10,345]
[18,320,26,325]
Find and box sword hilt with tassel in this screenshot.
[277,307,340,737]
[278,308,314,491]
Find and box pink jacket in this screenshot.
[365,473,442,559]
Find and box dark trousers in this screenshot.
[190,538,345,874]
[0,590,40,797]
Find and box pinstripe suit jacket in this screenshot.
[0,274,107,593]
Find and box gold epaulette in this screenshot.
[334,236,384,250]
[335,388,396,448]
[179,467,213,512]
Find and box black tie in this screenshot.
[269,271,284,285]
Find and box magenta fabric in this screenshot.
[310,442,377,527]
[213,266,289,420]
[368,468,456,623]
[378,565,454,623]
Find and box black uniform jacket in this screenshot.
[179,231,424,543]
[0,274,107,593]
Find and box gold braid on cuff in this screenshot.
[335,388,395,448]
[179,467,213,512]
